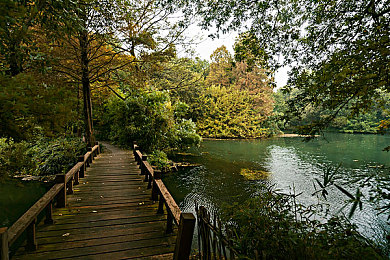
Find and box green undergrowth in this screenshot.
[220,186,386,259]
[0,137,85,178]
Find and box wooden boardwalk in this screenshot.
[13,143,176,259]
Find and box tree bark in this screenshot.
[80,26,94,147]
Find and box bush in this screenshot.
[148,150,170,171]
[221,186,384,259]
[0,137,85,178]
[101,88,201,153]
[0,138,34,178]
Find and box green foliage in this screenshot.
[0,139,34,178]
[196,85,272,138]
[148,150,170,171]
[0,137,85,178]
[151,46,276,139]
[100,88,201,153]
[221,187,384,259]
[233,32,268,70]
[275,89,390,134]
[181,0,390,135]
[29,138,86,176]
[0,74,78,140]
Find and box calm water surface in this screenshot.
[0,178,49,228]
[163,133,390,244]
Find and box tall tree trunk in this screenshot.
[9,42,22,76]
[80,28,94,148]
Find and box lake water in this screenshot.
[163,133,390,246]
[0,178,49,228]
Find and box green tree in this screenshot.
[0,0,77,75]
[49,0,189,147]
[206,45,233,87]
[181,0,390,134]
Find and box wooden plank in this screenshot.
[14,237,175,260]
[37,215,165,232]
[36,221,169,240]
[14,142,181,260]
[33,230,175,251]
[7,183,63,246]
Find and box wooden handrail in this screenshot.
[133,142,195,260]
[0,143,100,260]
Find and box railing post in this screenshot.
[166,211,173,234]
[67,177,74,195]
[142,155,148,178]
[87,147,92,165]
[78,155,85,178]
[174,213,196,260]
[44,201,54,224]
[56,174,66,208]
[26,218,37,251]
[157,193,164,214]
[74,167,79,185]
[0,227,9,260]
[147,166,153,189]
[133,144,139,163]
[152,171,161,201]
[95,141,100,154]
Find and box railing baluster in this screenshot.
[74,167,79,185]
[166,211,174,234]
[44,201,54,225]
[26,218,37,251]
[56,174,66,208]
[87,147,92,165]
[157,193,164,214]
[152,171,161,201]
[78,155,85,178]
[67,177,74,195]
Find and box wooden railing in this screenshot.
[133,142,196,260]
[0,142,100,260]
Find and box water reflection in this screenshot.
[163,133,390,245]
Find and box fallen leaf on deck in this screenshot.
[62,233,70,237]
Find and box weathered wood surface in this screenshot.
[13,143,176,259]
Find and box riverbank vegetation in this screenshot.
[0,137,85,179]
[221,186,385,259]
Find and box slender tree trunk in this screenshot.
[80,27,94,147]
[9,42,22,76]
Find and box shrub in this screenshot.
[0,137,85,177]
[221,186,384,259]
[148,150,170,171]
[101,88,201,153]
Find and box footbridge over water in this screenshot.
[0,142,195,260]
